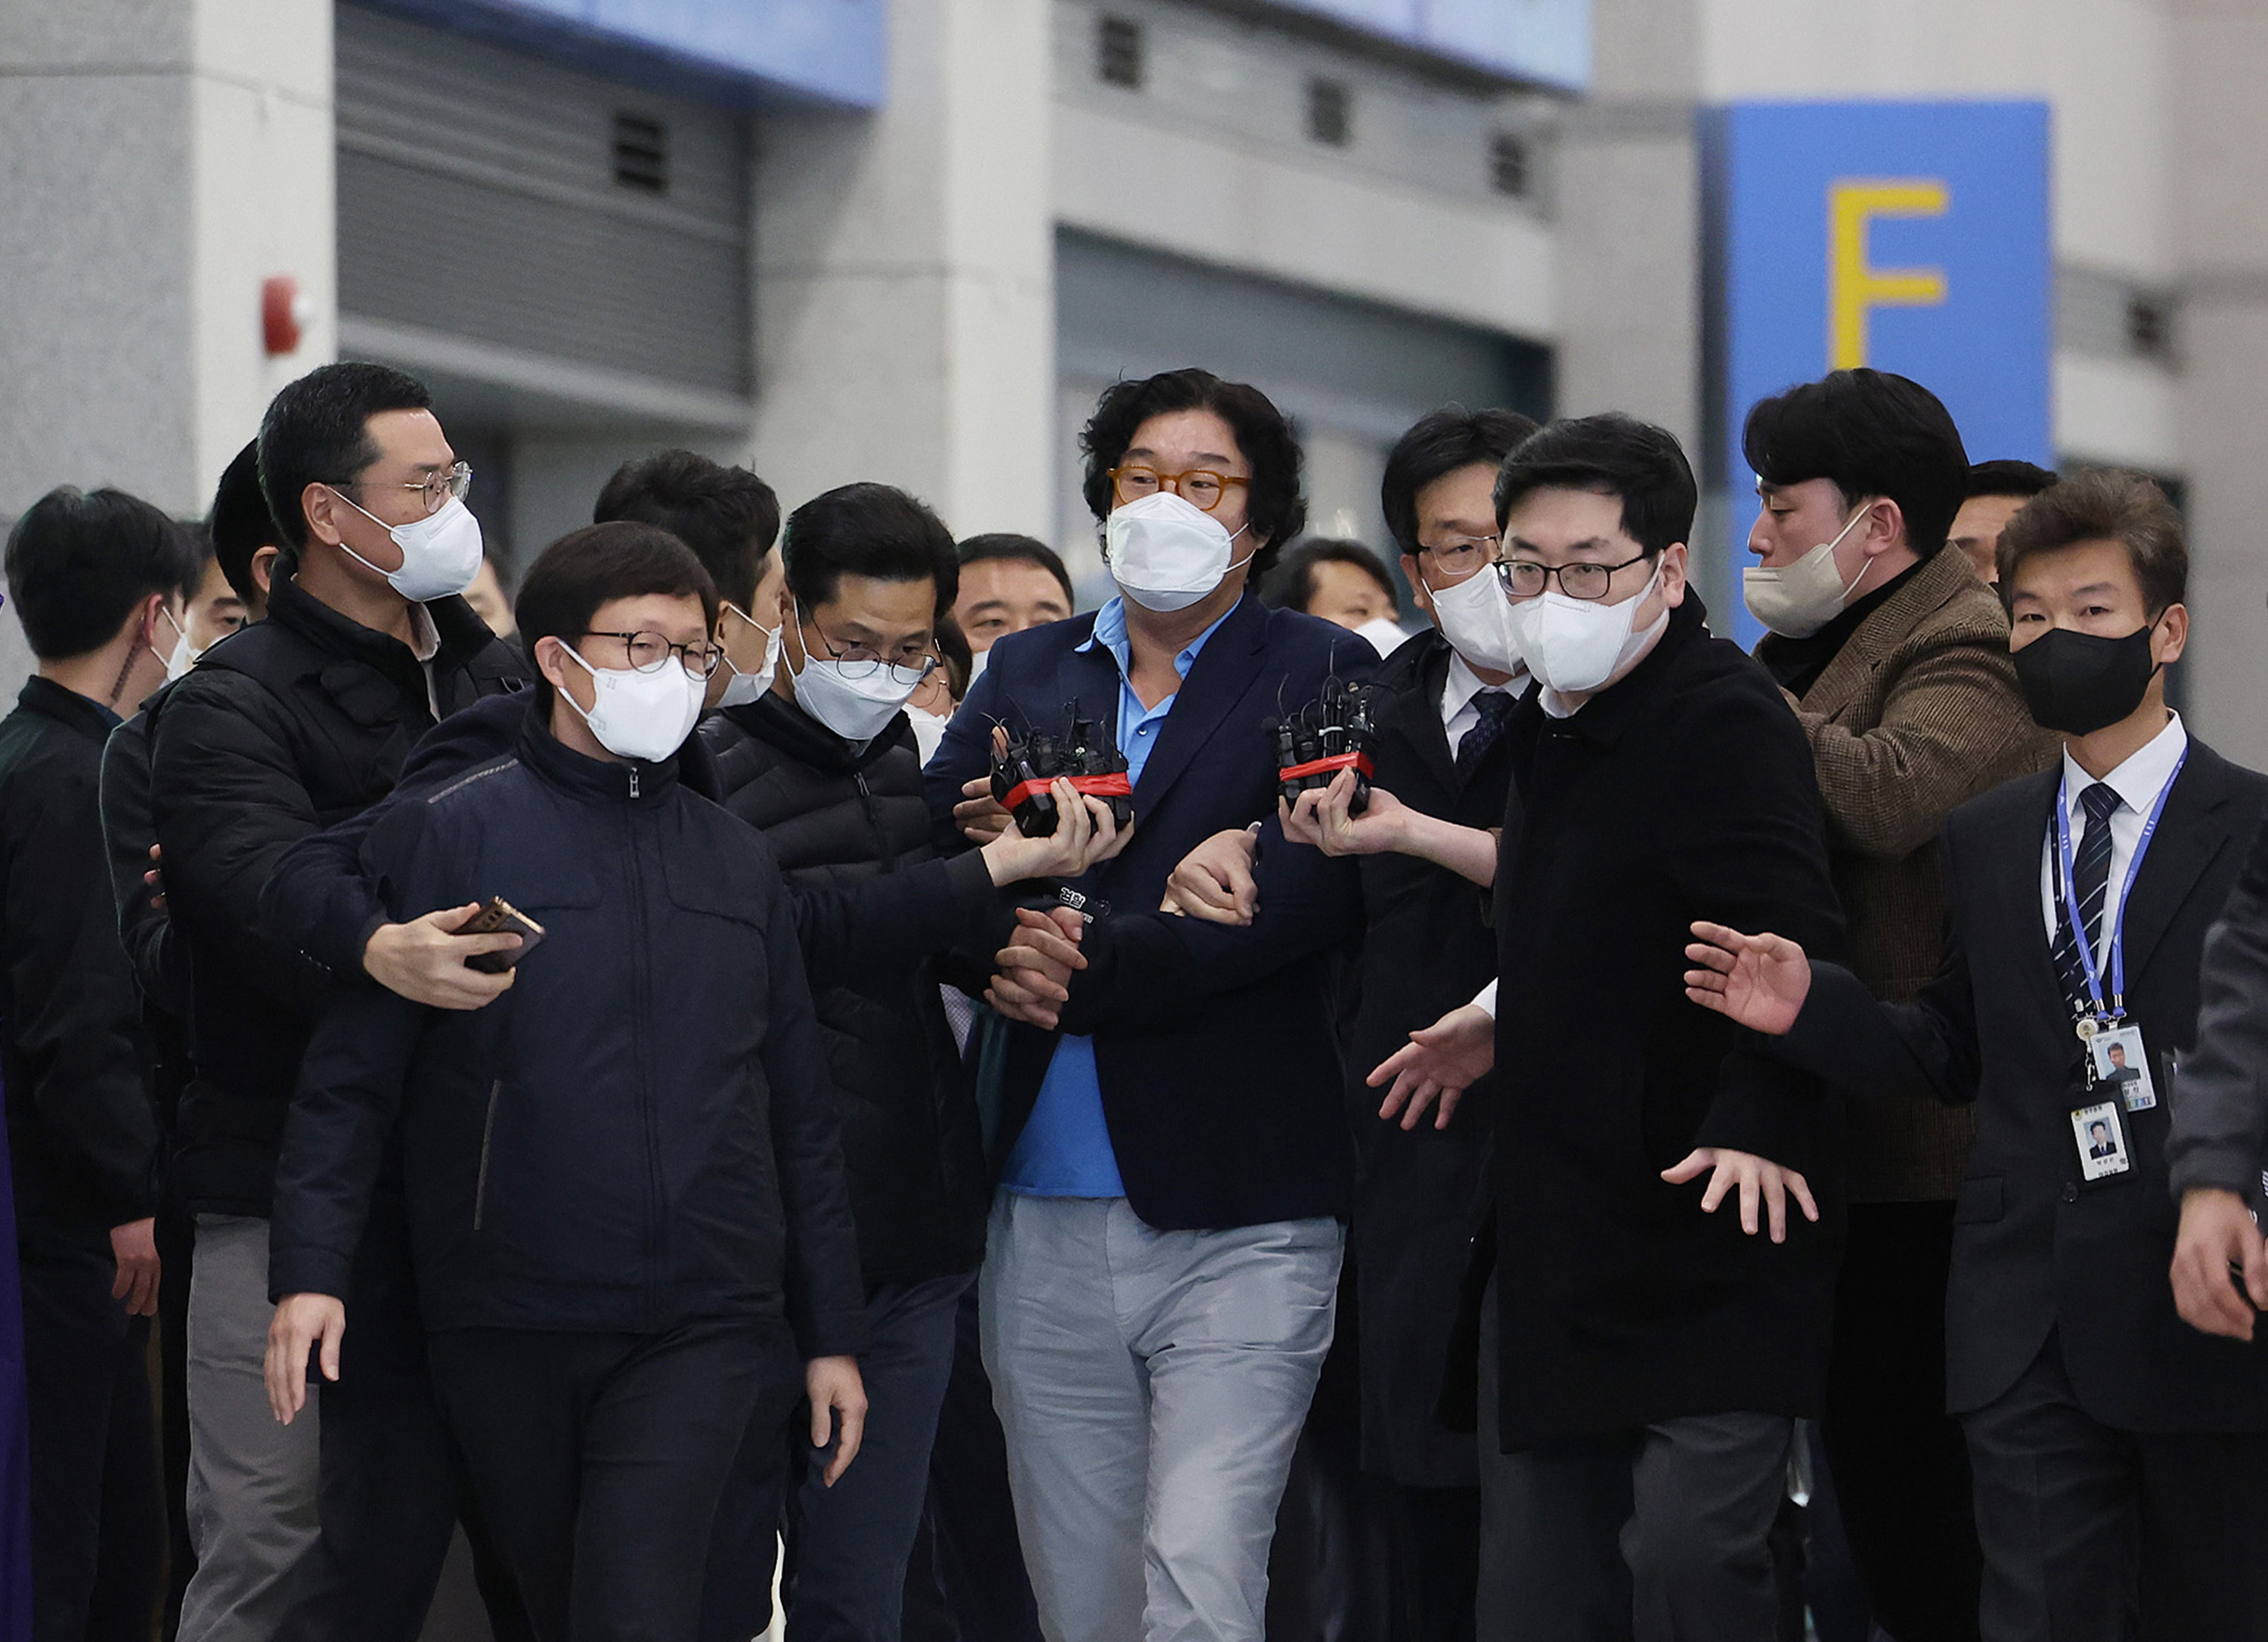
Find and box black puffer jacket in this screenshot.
[146,577,525,1214]
[269,708,866,1351]
[699,695,988,1289]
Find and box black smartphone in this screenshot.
[454,897,546,974]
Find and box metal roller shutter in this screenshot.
[335,4,751,397]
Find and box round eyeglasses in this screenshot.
[1108,464,1251,515]
[580,630,723,679]
[803,615,938,687]
[342,460,472,517]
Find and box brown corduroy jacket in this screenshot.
[1782,545,2062,1201]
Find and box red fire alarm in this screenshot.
[262,276,305,357]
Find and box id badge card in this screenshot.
[2087,1022,2158,1112]
[2071,1099,2133,1183]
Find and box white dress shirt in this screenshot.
[2037,711,2189,959]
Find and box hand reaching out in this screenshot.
[1368,1002,1495,1131]
[1683,922,1811,1036]
[1661,1148,1818,1243]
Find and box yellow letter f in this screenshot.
[1828,178,1949,370]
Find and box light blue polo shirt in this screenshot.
[999,596,1236,1197]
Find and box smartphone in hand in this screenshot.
[454,897,546,974]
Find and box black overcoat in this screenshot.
[1489,595,1846,1448]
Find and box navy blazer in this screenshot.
[1783,736,2268,1430]
[925,591,1375,1232]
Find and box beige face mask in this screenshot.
[1741,504,1872,639]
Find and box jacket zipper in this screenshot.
[626,804,664,1316]
[629,767,640,798]
[473,1077,502,1230]
[852,769,901,871]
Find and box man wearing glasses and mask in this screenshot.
[925,368,1376,1642]
[144,364,526,1642]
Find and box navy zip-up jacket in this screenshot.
[268,704,866,1355]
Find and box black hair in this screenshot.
[5,487,204,661]
[1266,539,1399,614]
[514,521,719,708]
[1998,467,2186,617]
[1381,406,1541,555]
[1495,414,1698,557]
[1967,459,2058,502]
[593,450,781,610]
[1742,369,1970,555]
[934,614,972,701]
[957,533,1075,608]
[1080,368,1306,583]
[781,483,959,621]
[256,362,432,553]
[209,439,281,607]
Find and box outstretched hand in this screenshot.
[1683,922,1811,1036]
[1662,1148,1819,1244]
[1368,1002,1495,1131]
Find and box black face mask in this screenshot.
[2012,621,2160,736]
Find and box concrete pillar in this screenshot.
[0,0,333,674]
[748,0,1054,538]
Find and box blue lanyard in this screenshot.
[2053,747,2186,1021]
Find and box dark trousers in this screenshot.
[1476,1275,1792,1642]
[1963,1331,2268,1642]
[429,1316,773,1642]
[1822,1201,1980,1642]
[155,1204,195,1642]
[900,1285,1042,1642]
[19,1235,164,1642]
[702,1272,970,1642]
[1381,1482,1478,1642]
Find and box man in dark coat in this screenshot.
[1690,468,2268,1640]
[1374,414,1845,1642]
[143,364,527,1642]
[0,486,199,1642]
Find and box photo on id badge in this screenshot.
[2090,1024,2157,1112]
[2072,1101,2131,1183]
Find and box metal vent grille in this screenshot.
[1098,14,1142,88]
[1307,78,1351,147]
[612,111,668,195]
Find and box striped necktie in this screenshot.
[2051,781,2123,1018]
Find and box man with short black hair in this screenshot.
[953,534,1074,655]
[147,362,526,1642]
[1267,538,1408,653]
[1,485,199,1642]
[264,521,868,1642]
[1740,369,2056,1641]
[1375,413,1845,1642]
[1691,466,2268,1641]
[1950,459,2058,584]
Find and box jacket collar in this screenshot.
[1802,546,1984,720]
[16,675,122,742]
[268,575,497,681]
[727,689,909,777]
[516,696,678,807]
[1092,590,1275,813]
[1554,594,1711,749]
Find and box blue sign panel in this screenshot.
[1264,0,1589,91]
[1709,101,2051,646]
[355,0,886,109]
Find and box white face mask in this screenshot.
[333,490,485,603]
[157,605,197,683]
[714,601,783,710]
[1505,559,1665,697]
[559,643,705,763]
[789,631,931,743]
[1741,503,1872,639]
[906,705,952,765]
[1422,564,1524,677]
[966,645,991,689]
[1105,491,1253,613]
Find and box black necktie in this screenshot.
[2051,781,2122,1017]
[1456,689,1515,779]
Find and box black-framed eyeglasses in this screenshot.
[580,630,723,679]
[1495,551,1653,602]
[801,611,937,686]
[1417,534,1499,578]
[339,460,472,517]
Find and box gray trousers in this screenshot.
[177,1215,322,1642]
[1476,1275,1792,1642]
[980,1194,1342,1642]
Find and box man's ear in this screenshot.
[1863,497,1908,560]
[251,545,280,596]
[2155,603,2189,667]
[301,483,348,549]
[533,634,578,698]
[1659,542,1690,609]
[1402,553,1436,617]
